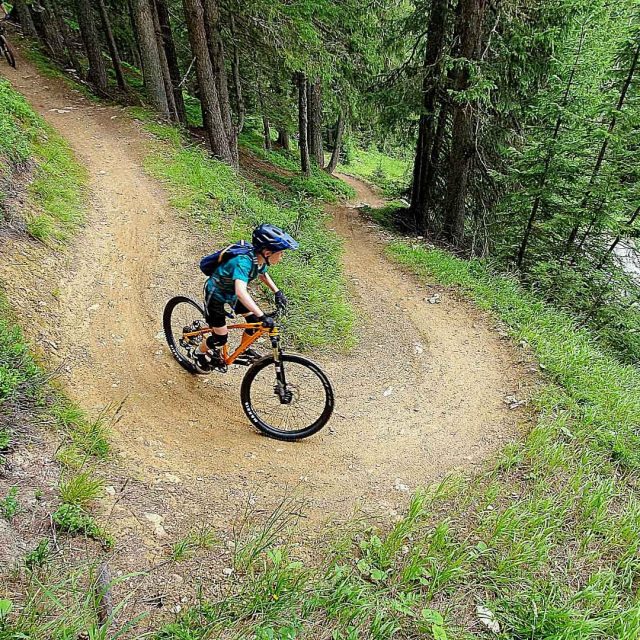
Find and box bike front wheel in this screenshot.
[1,39,16,68]
[241,354,334,441]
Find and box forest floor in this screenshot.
[0,51,533,624]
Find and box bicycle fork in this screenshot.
[271,334,292,405]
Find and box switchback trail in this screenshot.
[1,53,531,544]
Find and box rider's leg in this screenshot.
[235,301,259,339]
[194,299,227,372]
[235,301,261,358]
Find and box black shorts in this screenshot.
[205,298,257,328]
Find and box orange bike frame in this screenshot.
[182,322,278,365]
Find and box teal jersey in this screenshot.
[205,254,267,304]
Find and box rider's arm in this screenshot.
[235,279,265,317]
[259,272,279,294]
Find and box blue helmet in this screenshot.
[252,223,299,252]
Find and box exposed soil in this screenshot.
[1,48,534,623]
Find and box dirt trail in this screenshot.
[1,54,531,538]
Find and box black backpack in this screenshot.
[199,240,255,276]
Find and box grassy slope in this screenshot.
[338,147,411,198]
[133,112,357,351]
[157,250,640,638]
[0,79,86,242]
[240,129,356,203]
[1,78,111,608]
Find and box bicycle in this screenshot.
[163,296,335,441]
[0,22,16,68]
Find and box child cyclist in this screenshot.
[194,223,298,373]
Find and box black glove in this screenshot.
[258,314,276,329]
[275,290,288,309]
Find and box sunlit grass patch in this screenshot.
[338,146,411,197]
[0,79,87,243]
[58,471,104,509]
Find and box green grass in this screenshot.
[240,128,356,202]
[171,525,218,562]
[0,79,87,243]
[1,80,109,554]
[23,539,52,571]
[21,46,98,102]
[58,471,104,508]
[338,146,411,198]
[0,565,143,638]
[0,295,42,404]
[52,503,113,548]
[132,112,356,351]
[159,240,640,639]
[0,292,112,544]
[1,486,20,520]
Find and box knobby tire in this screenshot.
[163,295,205,375]
[241,354,334,441]
[1,37,16,68]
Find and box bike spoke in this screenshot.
[168,299,207,363]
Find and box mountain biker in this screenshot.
[193,223,298,373]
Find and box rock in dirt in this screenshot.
[476,605,500,633]
[503,395,525,409]
[144,512,167,538]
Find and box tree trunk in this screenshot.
[202,0,238,165]
[150,0,178,120]
[47,0,82,73]
[263,116,272,150]
[50,0,82,74]
[566,37,640,254]
[182,0,234,164]
[38,0,65,60]
[276,128,290,150]
[155,0,187,124]
[409,0,449,233]
[441,0,488,246]
[325,109,345,175]
[132,0,170,117]
[422,103,448,229]
[230,14,245,134]
[14,0,37,38]
[127,0,143,69]
[515,25,586,267]
[97,0,127,91]
[76,0,109,95]
[307,77,324,167]
[297,73,311,176]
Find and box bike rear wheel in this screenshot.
[1,38,16,68]
[163,296,208,374]
[241,354,334,441]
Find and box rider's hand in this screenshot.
[275,290,287,309]
[258,314,275,329]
